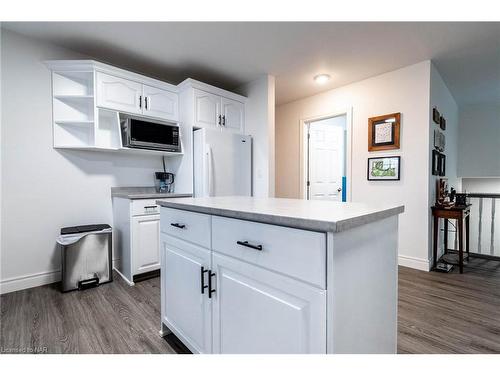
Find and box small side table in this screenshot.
[431,204,471,273]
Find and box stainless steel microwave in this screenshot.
[120,115,181,152]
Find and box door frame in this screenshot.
[299,108,353,201]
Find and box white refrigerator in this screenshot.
[193,128,252,197]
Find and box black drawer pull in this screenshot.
[200,266,208,294]
[144,205,157,209]
[170,223,186,229]
[208,271,216,298]
[236,240,263,251]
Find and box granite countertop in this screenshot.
[111,187,192,200]
[156,196,404,233]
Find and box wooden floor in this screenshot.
[2,258,500,354]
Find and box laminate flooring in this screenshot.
[2,259,500,354]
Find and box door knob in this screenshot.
[337,188,342,192]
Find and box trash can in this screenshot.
[57,224,113,292]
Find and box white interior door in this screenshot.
[307,119,345,201]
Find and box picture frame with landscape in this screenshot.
[367,156,401,181]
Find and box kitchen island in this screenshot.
[156,196,404,354]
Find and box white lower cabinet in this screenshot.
[211,253,326,354]
[160,207,327,354]
[132,215,160,275]
[161,234,212,354]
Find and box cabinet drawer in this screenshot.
[212,216,326,288]
[131,199,160,216]
[161,207,211,248]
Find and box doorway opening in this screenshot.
[302,113,350,201]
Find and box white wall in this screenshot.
[276,61,432,270]
[458,104,500,177]
[428,63,459,261]
[238,75,276,197]
[0,30,170,293]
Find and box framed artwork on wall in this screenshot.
[433,107,440,124]
[433,129,445,151]
[368,112,401,151]
[440,116,446,130]
[367,156,401,181]
[438,153,446,176]
[432,150,440,175]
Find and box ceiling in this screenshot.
[3,22,499,105]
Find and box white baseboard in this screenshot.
[0,269,61,295]
[398,255,430,271]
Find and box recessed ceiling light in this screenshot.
[314,74,331,84]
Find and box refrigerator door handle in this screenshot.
[205,144,213,197]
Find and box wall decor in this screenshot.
[432,150,440,175]
[433,107,440,124]
[368,112,401,151]
[438,153,446,176]
[439,116,446,130]
[367,156,401,181]
[439,131,446,151]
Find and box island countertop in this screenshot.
[156,196,404,232]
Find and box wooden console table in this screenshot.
[431,204,471,273]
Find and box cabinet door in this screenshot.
[96,72,142,114]
[161,234,212,353]
[132,215,161,275]
[193,89,220,129]
[211,253,326,354]
[143,85,179,121]
[221,97,245,133]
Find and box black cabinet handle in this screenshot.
[222,115,226,126]
[236,240,263,251]
[170,223,186,229]
[218,114,222,125]
[139,95,142,109]
[200,266,208,294]
[144,205,157,209]
[208,271,216,298]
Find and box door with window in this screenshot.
[307,115,346,201]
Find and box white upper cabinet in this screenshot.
[193,89,221,129]
[221,97,245,133]
[180,79,246,134]
[143,84,179,122]
[96,72,143,115]
[96,72,179,122]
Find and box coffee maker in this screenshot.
[155,156,175,193]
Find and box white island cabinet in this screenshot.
[157,197,404,354]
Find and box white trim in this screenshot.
[177,78,247,103]
[398,255,430,271]
[0,269,61,295]
[299,108,353,201]
[113,267,135,286]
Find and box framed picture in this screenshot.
[432,150,440,175]
[439,131,446,151]
[439,116,446,130]
[433,107,440,124]
[367,156,401,181]
[438,153,446,176]
[368,112,401,151]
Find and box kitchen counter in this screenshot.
[156,196,404,232]
[111,187,192,200]
[158,196,403,353]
